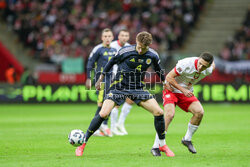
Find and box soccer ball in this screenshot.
[68,129,85,147]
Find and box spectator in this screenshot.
[5,65,16,84]
[20,67,37,85]
[2,0,206,69]
[219,8,250,61]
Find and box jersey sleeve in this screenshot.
[86,47,100,79]
[175,59,189,76]
[102,52,122,74]
[152,54,165,82]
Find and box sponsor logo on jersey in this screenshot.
[130,58,135,62]
[103,51,108,56]
[166,94,170,98]
[103,51,116,56]
[146,58,151,64]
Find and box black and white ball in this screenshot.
[68,129,85,147]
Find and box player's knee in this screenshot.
[154,109,164,116]
[194,109,204,119]
[166,111,175,120]
[99,110,109,119]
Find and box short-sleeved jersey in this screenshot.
[173,57,213,93]
[86,44,117,82]
[110,40,130,79]
[103,45,165,90]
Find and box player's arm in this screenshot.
[86,49,100,89]
[166,68,193,97]
[152,56,165,83]
[95,53,121,90]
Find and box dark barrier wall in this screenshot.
[0,84,249,103]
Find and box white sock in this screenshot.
[152,132,167,148]
[118,102,132,125]
[152,133,160,148]
[110,108,119,131]
[184,123,199,141]
[159,139,166,147]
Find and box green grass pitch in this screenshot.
[0,104,249,167]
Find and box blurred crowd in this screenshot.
[2,0,205,65]
[219,8,250,61]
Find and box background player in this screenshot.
[85,28,117,137]
[110,29,134,135]
[76,31,169,157]
[151,52,215,157]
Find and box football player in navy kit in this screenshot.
[76,31,169,157]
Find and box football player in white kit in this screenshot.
[109,29,134,135]
[151,52,215,157]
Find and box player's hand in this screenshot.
[182,89,193,97]
[95,79,101,90]
[85,79,91,90]
[164,82,174,92]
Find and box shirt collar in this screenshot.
[195,59,198,71]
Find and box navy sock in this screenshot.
[154,115,165,140]
[85,114,105,142]
[103,116,109,125]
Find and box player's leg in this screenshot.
[110,105,124,135]
[92,90,105,137]
[150,90,177,156]
[86,100,114,142]
[151,103,175,157]
[139,99,167,152]
[182,101,204,154]
[117,98,133,135]
[98,85,112,137]
[75,99,115,156]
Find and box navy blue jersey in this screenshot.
[102,45,165,90]
[86,44,117,82]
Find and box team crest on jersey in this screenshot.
[177,67,182,73]
[108,93,113,97]
[146,58,151,64]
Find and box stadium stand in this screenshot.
[219,8,250,61]
[1,0,249,84]
[1,0,205,67]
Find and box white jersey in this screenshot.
[110,40,130,79]
[172,57,213,93]
[110,40,130,51]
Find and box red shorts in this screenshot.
[162,90,199,112]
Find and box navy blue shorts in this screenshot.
[105,89,154,106]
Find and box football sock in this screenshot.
[152,133,160,148]
[85,114,105,142]
[184,122,199,141]
[110,107,119,130]
[118,102,132,125]
[154,115,165,141]
[159,139,166,147]
[94,106,102,116]
[103,117,109,125]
